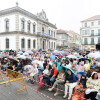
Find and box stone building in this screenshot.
[0,5,57,51]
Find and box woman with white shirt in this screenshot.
[65,60,71,68]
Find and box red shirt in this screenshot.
[54,68,58,76]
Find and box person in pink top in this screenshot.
[78,61,86,79]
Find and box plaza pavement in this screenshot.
[0,74,65,100]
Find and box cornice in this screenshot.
[0,6,57,29]
[0,31,57,40]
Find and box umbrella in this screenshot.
[19,55,26,59]
[37,80,45,90]
[23,53,29,56]
[78,58,90,63]
[67,55,77,59]
[25,50,33,54]
[88,52,100,59]
[0,54,9,58]
[58,66,75,74]
[18,51,23,54]
[8,56,18,62]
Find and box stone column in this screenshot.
[16,33,19,51]
[15,12,19,51]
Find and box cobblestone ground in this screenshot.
[0,74,66,100]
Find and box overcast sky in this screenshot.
[0,0,100,33]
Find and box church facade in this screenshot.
[0,5,57,51]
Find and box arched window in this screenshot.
[33,23,36,33]
[28,39,31,49]
[33,40,36,48]
[6,38,9,48]
[21,39,25,49]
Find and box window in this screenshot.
[43,41,44,49]
[54,42,55,48]
[21,20,25,31]
[98,21,100,25]
[98,37,100,44]
[6,39,9,48]
[49,29,50,35]
[49,42,50,48]
[28,39,31,48]
[51,42,53,48]
[91,22,94,26]
[84,23,87,27]
[54,31,55,37]
[33,40,36,48]
[27,22,30,32]
[33,23,36,33]
[91,38,94,44]
[42,27,44,33]
[6,20,9,31]
[84,38,88,44]
[91,30,94,36]
[51,30,53,37]
[98,29,100,35]
[83,30,87,35]
[21,39,25,48]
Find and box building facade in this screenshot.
[56,29,68,48]
[81,15,100,50]
[0,5,57,51]
[56,29,74,48]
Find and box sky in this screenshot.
[0,0,100,33]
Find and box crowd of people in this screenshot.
[0,49,100,100]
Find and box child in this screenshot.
[79,74,87,88]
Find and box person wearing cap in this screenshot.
[85,72,100,100]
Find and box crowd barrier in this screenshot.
[0,67,3,80]
[6,69,28,94]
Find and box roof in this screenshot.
[82,15,100,22]
[57,29,66,34]
[0,6,57,29]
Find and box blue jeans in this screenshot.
[38,68,44,77]
[46,77,56,86]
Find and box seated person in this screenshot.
[95,62,100,73]
[46,63,58,86]
[63,69,78,100]
[85,72,100,100]
[86,67,94,78]
[48,67,66,96]
[38,64,51,81]
[79,74,87,88]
